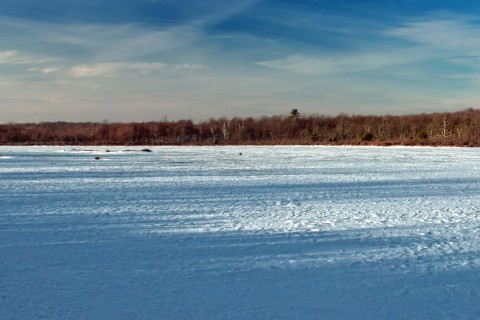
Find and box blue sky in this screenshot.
[2,0,480,122]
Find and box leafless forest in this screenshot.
[2,109,480,146]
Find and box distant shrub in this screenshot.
[361,132,374,141]
[415,130,428,140]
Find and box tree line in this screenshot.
[2,108,480,146]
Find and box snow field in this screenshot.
[1,146,480,319]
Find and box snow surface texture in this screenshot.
[1,146,480,319]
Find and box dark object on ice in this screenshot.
[239,152,243,155]
[95,156,101,160]
[142,148,153,152]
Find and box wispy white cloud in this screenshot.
[385,17,480,51]
[0,15,211,80]
[0,50,18,64]
[68,62,207,77]
[173,63,206,70]
[69,63,125,78]
[28,66,61,74]
[196,0,259,26]
[257,47,433,75]
[384,16,480,74]
[0,0,260,65]
[0,50,58,65]
[93,25,201,61]
[0,16,204,63]
[258,14,480,76]
[40,67,60,74]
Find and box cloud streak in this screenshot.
[385,17,480,51]
[0,16,203,63]
[28,66,61,74]
[258,14,480,77]
[0,50,58,65]
[257,48,434,75]
[68,62,207,77]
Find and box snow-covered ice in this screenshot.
[1,146,480,319]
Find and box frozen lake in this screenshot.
[1,146,480,319]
